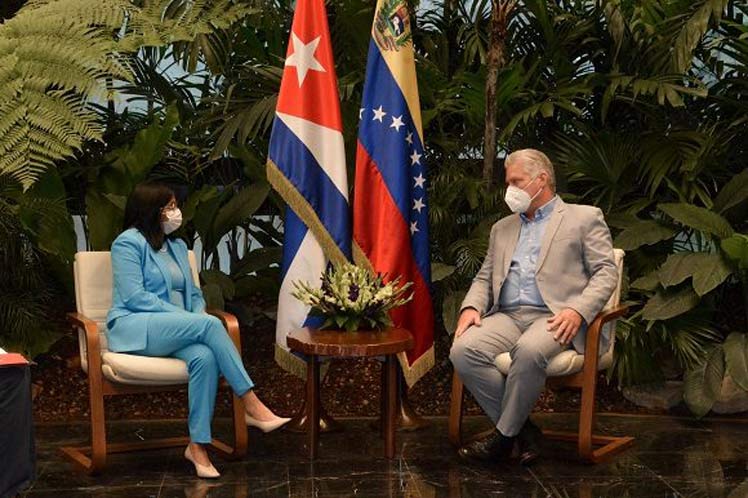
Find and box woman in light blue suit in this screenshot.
[107,183,289,478]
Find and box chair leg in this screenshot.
[448,372,465,447]
[59,372,108,475]
[210,390,248,459]
[543,372,635,463]
[578,368,597,460]
[578,372,635,463]
[231,391,249,457]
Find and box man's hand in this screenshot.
[547,308,583,346]
[455,308,481,338]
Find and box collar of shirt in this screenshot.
[520,195,558,224]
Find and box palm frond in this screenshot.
[0,0,252,189]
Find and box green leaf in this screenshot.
[684,346,725,418]
[192,188,229,252]
[347,318,361,332]
[212,182,271,244]
[442,291,465,335]
[109,105,180,182]
[201,282,224,310]
[713,169,748,214]
[103,193,127,211]
[631,271,661,291]
[200,269,235,301]
[233,274,280,299]
[724,333,748,392]
[614,221,676,250]
[692,254,733,296]
[721,234,748,270]
[658,203,734,239]
[540,102,554,118]
[642,287,700,321]
[86,190,124,250]
[431,262,455,283]
[232,247,282,277]
[230,144,267,184]
[657,252,732,295]
[182,185,219,223]
[20,169,76,264]
[658,252,704,288]
[672,0,728,73]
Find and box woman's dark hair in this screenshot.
[123,183,175,250]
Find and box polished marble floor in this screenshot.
[20,413,748,498]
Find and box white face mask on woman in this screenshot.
[161,208,182,235]
[504,175,543,214]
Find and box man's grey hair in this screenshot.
[505,149,556,189]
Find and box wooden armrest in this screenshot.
[207,309,242,351]
[584,304,629,359]
[67,312,100,348]
[66,312,103,375]
[592,304,629,326]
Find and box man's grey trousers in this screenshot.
[449,306,568,437]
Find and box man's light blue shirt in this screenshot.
[499,196,558,310]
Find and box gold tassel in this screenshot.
[267,160,348,267]
[398,346,435,388]
[274,343,331,380]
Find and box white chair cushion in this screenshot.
[495,349,614,377]
[488,249,624,379]
[101,351,189,385]
[73,250,202,385]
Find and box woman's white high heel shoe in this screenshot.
[245,414,291,433]
[184,445,220,479]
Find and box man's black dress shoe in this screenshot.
[516,419,543,466]
[458,429,515,462]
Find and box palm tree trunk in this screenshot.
[482,1,515,186]
[743,275,748,331]
[444,0,459,78]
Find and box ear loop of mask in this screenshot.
[525,175,544,202]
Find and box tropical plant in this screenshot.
[684,331,748,418]
[83,104,181,250]
[0,172,74,357]
[0,0,253,188]
[417,0,747,407]
[184,179,281,316]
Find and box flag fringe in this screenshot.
[398,345,434,388]
[267,159,348,266]
[274,343,331,380]
[356,242,434,387]
[352,241,374,272]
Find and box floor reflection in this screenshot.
[22,414,748,497]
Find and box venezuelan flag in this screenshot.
[353,0,434,386]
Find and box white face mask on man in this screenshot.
[161,208,183,235]
[504,175,543,214]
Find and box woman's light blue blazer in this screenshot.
[106,228,206,353]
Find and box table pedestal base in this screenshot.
[305,354,398,460]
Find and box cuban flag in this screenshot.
[267,0,350,378]
[353,0,434,387]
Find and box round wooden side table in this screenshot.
[286,327,414,460]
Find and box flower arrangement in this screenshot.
[292,262,413,332]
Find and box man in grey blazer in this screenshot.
[450,149,618,464]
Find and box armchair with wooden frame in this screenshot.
[448,248,633,463]
[60,251,248,475]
